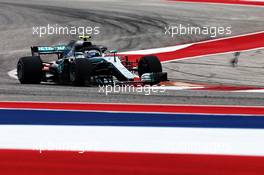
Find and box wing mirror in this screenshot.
[109,49,118,54]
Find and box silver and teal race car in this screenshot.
[17,36,167,86]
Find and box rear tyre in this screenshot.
[70,59,92,86]
[17,56,42,84]
[138,55,162,77]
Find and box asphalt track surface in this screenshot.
[0,0,264,105]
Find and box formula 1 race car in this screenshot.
[17,36,168,86]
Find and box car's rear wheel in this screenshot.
[138,55,162,77]
[17,56,43,84]
[70,58,92,86]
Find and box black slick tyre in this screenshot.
[17,56,42,84]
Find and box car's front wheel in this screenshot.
[138,55,162,77]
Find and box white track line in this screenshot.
[7,69,17,80]
[1,125,264,156]
[235,89,264,93]
[120,44,192,55]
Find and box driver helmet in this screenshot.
[84,50,101,58]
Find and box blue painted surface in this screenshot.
[0,109,263,128]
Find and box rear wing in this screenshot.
[31,45,66,58]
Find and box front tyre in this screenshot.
[17,56,43,84]
[138,55,162,77]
